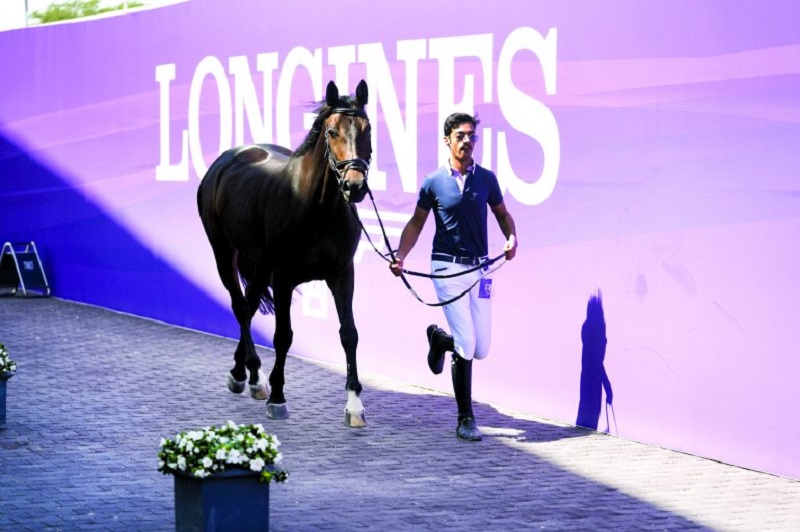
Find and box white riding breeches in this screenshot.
[431,260,492,361]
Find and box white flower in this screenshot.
[158,421,288,483]
[0,343,14,373]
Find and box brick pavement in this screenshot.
[1,297,799,531]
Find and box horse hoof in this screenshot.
[227,373,246,394]
[267,403,290,420]
[343,409,367,428]
[249,370,269,400]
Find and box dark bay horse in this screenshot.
[197,80,372,427]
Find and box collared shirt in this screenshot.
[416,163,503,258]
[447,160,475,194]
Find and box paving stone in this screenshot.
[1,298,799,531]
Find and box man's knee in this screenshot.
[454,340,476,361]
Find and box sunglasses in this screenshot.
[450,132,479,143]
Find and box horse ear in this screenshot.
[325,81,339,107]
[355,79,368,106]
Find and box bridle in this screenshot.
[324,107,371,198]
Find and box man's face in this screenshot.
[445,122,478,162]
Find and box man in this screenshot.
[390,112,518,441]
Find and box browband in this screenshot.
[331,107,368,119]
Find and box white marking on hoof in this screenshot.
[249,370,269,401]
[227,373,246,394]
[343,390,366,428]
[267,402,290,420]
[343,410,367,428]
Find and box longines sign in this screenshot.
[155,27,559,206]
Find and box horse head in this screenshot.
[322,79,371,203]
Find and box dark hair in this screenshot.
[443,112,480,137]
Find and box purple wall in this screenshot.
[2,0,799,478]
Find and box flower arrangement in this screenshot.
[158,421,288,483]
[0,343,16,374]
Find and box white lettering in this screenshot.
[328,45,357,97]
[154,27,560,204]
[276,46,322,148]
[497,27,560,205]
[429,34,493,162]
[229,54,278,146]
[155,64,189,182]
[358,40,426,192]
[301,280,328,319]
[188,56,232,180]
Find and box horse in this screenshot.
[197,79,372,427]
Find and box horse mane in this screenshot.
[294,94,363,157]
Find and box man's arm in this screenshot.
[389,206,430,276]
[490,201,518,260]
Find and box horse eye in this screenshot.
[327,128,339,138]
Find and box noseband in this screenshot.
[324,107,371,195]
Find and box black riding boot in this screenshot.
[426,324,454,375]
[451,354,482,441]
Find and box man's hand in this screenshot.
[503,235,518,260]
[389,257,404,277]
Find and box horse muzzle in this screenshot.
[340,174,368,203]
[336,159,370,203]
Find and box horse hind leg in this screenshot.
[265,277,293,420]
[209,242,257,395]
[242,263,271,401]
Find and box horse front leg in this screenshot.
[266,277,293,420]
[327,266,365,428]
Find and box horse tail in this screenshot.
[237,254,275,315]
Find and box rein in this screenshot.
[352,187,507,307]
[325,104,507,306]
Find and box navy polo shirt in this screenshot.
[417,164,503,258]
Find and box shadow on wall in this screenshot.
[576,290,615,432]
[0,132,260,344]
